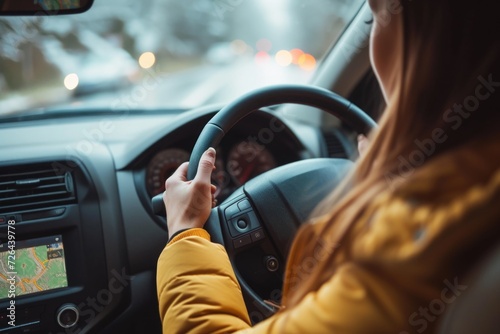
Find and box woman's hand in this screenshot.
[163,148,217,239]
[357,134,370,156]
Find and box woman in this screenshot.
[157,0,500,332]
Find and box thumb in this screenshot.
[194,147,216,183]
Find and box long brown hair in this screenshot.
[284,0,500,307]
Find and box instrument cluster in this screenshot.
[146,140,277,201]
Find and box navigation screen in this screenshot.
[0,235,68,299]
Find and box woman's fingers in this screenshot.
[358,134,369,156]
[194,148,216,183]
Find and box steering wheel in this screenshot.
[151,84,376,322]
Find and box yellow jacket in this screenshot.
[157,135,500,333]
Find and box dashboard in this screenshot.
[0,106,334,333]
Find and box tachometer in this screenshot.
[226,141,276,185]
[146,148,190,196]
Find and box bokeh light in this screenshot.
[254,51,271,65]
[64,73,79,90]
[275,50,292,67]
[231,39,248,55]
[138,52,156,69]
[256,38,272,52]
[290,48,305,64]
[298,53,317,71]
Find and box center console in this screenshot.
[0,160,122,333]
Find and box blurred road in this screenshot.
[72,59,313,110]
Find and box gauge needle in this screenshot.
[240,162,256,183]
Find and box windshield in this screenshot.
[0,0,364,117]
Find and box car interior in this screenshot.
[0,1,498,333]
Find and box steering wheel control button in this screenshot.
[237,199,251,211]
[250,229,265,242]
[233,234,252,249]
[56,304,79,328]
[265,256,279,272]
[236,219,248,230]
[224,203,241,220]
[227,211,262,237]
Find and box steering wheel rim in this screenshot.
[185,84,376,180]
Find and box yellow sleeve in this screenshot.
[235,263,412,334]
[157,229,412,334]
[157,229,252,334]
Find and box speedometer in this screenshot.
[146,148,190,196]
[226,141,276,185]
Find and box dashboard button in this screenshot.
[237,199,251,211]
[250,229,265,242]
[224,203,241,220]
[56,304,79,328]
[233,234,251,249]
[236,219,248,230]
[265,256,279,272]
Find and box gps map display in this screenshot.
[0,235,68,299]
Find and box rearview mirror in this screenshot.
[0,0,93,16]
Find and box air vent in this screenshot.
[323,131,348,159]
[0,163,76,214]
